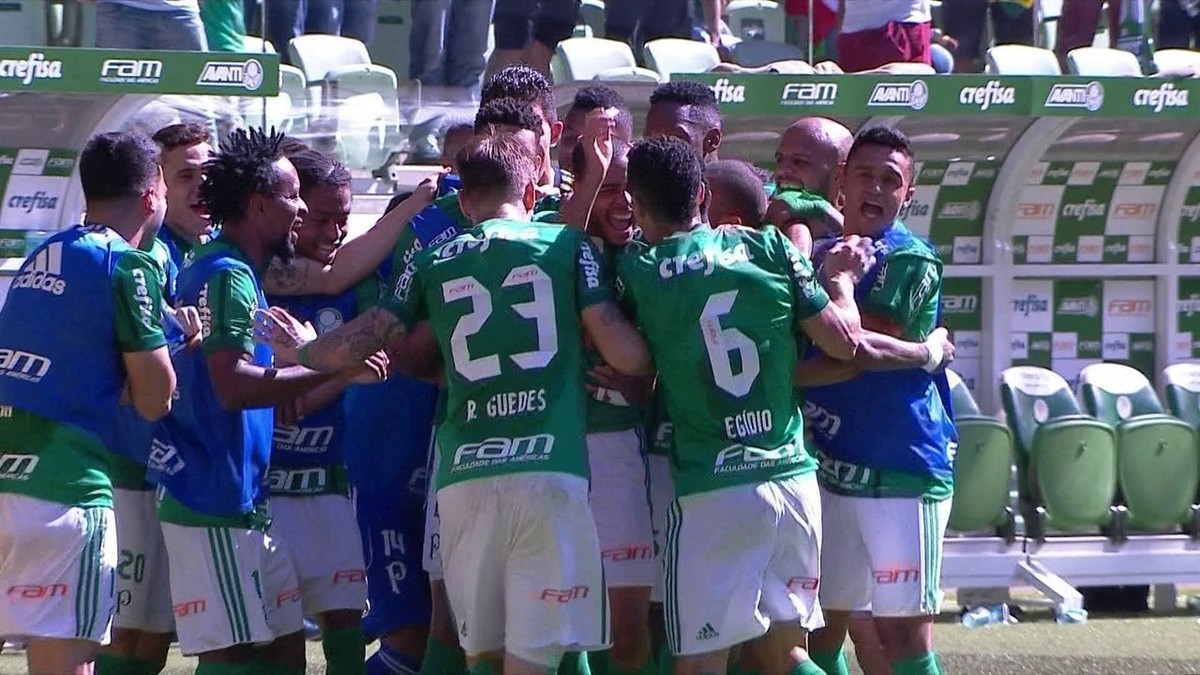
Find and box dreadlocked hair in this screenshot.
[200,126,288,225]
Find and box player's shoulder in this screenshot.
[881,222,941,263]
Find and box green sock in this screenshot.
[96,653,161,675]
[808,648,849,675]
[194,662,260,675]
[469,660,499,675]
[558,652,591,675]
[789,660,826,675]
[321,625,366,675]
[589,651,610,675]
[892,652,941,675]
[656,644,674,675]
[421,634,468,675]
[608,653,657,675]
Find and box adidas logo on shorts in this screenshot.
[696,623,720,641]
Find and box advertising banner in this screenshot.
[1177,165,1200,263]
[1011,278,1155,388]
[903,161,995,264]
[940,277,982,394]
[1012,160,1170,264]
[1176,278,1200,361]
[0,47,279,97]
[0,148,78,258]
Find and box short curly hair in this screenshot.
[80,132,161,202]
[151,122,211,152]
[571,84,633,140]
[627,137,704,225]
[649,80,721,133]
[200,127,288,225]
[474,97,544,137]
[480,64,557,125]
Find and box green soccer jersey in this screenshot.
[382,217,613,488]
[617,225,829,497]
[0,246,166,509]
[585,238,644,433]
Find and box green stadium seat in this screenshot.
[1078,363,1198,532]
[1153,49,1200,77]
[643,38,722,80]
[1067,47,1144,77]
[725,0,786,43]
[946,369,1017,538]
[1161,363,1200,430]
[985,45,1062,75]
[553,38,662,83]
[728,39,807,68]
[1000,366,1119,540]
[593,67,664,83]
[279,64,310,126]
[334,92,389,171]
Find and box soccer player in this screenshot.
[643,81,722,164]
[257,131,653,675]
[558,84,635,177]
[0,132,176,675]
[803,127,957,675]
[99,123,213,675]
[617,136,870,675]
[266,148,372,675]
[705,159,769,229]
[480,64,562,188]
[771,117,854,256]
[154,128,383,674]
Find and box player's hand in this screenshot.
[813,60,844,75]
[276,399,301,426]
[587,365,652,408]
[822,235,875,283]
[345,350,390,384]
[254,306,316,364]
[412,168,450,204]
[581,107,618,184]
[173,305,203,343]
[924,327,956,373]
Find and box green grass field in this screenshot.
[2,610,1198,675]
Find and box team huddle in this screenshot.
[0,66,957,675]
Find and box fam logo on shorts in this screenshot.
[1043,81,1105,112]
[197,59,264,91]
[867,81,929,110]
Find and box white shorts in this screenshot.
[160,522,303,655]
[271,494,367,615]
[587,429,654,588]
[818,488,951,617]
[437,473,609,666]
[0,495,116,644]
[422,438,443,581]
[112,488,174,633]
[647,454,674,604]
[663,475,823,656]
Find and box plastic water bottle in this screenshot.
[1056,607,1089,625]
[960,604,1012,628]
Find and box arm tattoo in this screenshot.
[305,307,405,371]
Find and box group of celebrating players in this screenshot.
[0,64,958,675]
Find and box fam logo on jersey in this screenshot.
[0,53,63,86]
[451,434,555,471]
[0,453,38,480]
[100,59,163,85]
[1133,83,1189,113]
[1043,81,1105,112]
[867,81,929,110]
[197,59,264,91]
[712,441,799,474]
[959,80,1017,111]
[780,81,838,107]
[711,78,745,104]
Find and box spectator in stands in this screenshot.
[92,0,208,50]
[1159,0,1200,50]
[606,0,720,55]
[1054,0,1116,71]
[836,0,932,72]
[786,0,838,60]
[409,0,495,101]
[260,0,382,62]
[487,0,581,79]
[942,0,1034,73]
[200,0,247,52]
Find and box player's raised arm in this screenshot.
[574,234,651,376]
[262,173,443,296]
[258,304,406,375]
[793,236,866,361]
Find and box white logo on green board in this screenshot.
[0,53,63,86]
[1182,204,1200,222]
[1133,83,1189,113]
[867,81,928,110]
[197,59,264,91]
[780,81,838,106]
[1180,294,1200,317]
[100,59,163,85]
[1061,199,1106,221]
[938,201,981,221]
[1044,81,1104,112]
[1057,296,1099,317]
[959,80,1016,111]
[712,78,746,104]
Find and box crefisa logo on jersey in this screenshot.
[197,58,264,91]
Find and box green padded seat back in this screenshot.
[1000,366,1082,456]
[1078,362,1164,427]
[946,368,982,417]
[1162,363,1200,430]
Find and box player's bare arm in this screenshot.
[384,321,443,385]
[581,301,653,377]
[123,348,176,421]
[263,173,443,296]
[206,348,347,411]
[258,305,407,375]
[794,327,955,387]
[561,108,618,234]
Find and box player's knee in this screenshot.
[873,617,932,662]
[320,609,364,632]
[262,630,307,667]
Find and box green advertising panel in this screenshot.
[0,148,79,258]
[1177,278,1200,360]
[1176,165,1200,264]
[1011,160,1171,264]
[0,47,279,96]
[940,277,982,394]
[903,161,995,264]
[1012,278,1156,388]
[688,73,1200,120]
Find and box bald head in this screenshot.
[774,116,853,199]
